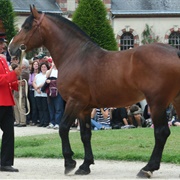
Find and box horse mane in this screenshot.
[22,15,34,29]
[46,13,93,42]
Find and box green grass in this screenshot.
[13,127,180,164]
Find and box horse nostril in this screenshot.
[19,44,27,51]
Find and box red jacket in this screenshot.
[0,56,18,106]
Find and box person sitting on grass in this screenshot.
[169,105,180,126]
[127,104,146,127]
[110,107,129,129]
[91,108,111,130]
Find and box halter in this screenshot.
[19,13,45,51]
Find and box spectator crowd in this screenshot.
[8,51,65,130]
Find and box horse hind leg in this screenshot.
[75,110,94,175]
[137,105,170,178]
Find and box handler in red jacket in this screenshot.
[0,54,21,172]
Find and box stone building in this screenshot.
[111,0,180,50]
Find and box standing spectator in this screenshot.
[37,53,47,64]
[0,54,21,172]
[46,61,65,129]
[28,60,40,125]
[110,107,129,129]
[13,59,30,127]
[33,56,39,61]
[33,62,50,127]
[9,56,19,70]
[91,108,111,130]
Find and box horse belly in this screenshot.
[90,86,145,108]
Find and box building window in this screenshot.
[169,32,180,50]
[120,32,134,50]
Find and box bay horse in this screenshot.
[8,5,180,178]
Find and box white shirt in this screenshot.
[34,72,47,97]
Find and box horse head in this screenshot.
[8,5,44,58]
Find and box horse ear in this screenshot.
[30,4,39,18]
[30,5,33,13]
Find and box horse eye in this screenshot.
[23,24,30,30]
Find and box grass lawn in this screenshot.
[14,127,180,164]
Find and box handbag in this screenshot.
[48,80,58,97]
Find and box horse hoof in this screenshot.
[64,160,76,174]
[137,169,153,178]
[75,167,90,175]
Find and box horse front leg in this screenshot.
[59,108,77,174]
[75,111,94,175]
[137,107,170,178]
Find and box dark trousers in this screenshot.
[35,97,50,126]
[0,106,14,166]
[27,90,39,124]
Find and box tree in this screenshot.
[0,0,16,42]
[141,24,159,44]
[72,0,118,51]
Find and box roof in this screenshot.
[111,0,180,16]
[10,0,62,14]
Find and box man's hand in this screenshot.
[14,66,22,76]
[18,80,25,86]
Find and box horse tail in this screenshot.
[177,51,180,58]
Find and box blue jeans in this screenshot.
[91,119,111,130]
[47,93,65,125]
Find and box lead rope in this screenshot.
[18,48,30,115]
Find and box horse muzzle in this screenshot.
[8,41,26,59]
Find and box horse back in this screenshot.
[86,43,180,107]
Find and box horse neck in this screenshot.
[42,16,101,65]
[44,30,90,57]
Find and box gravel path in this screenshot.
[0,126,179,179]
[1,158,180,179]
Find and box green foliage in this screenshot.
[26,48,39,60]
[72,0,118,51]
[13,127,180,164]
[0,0,16,42]
[141,24,160,44]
